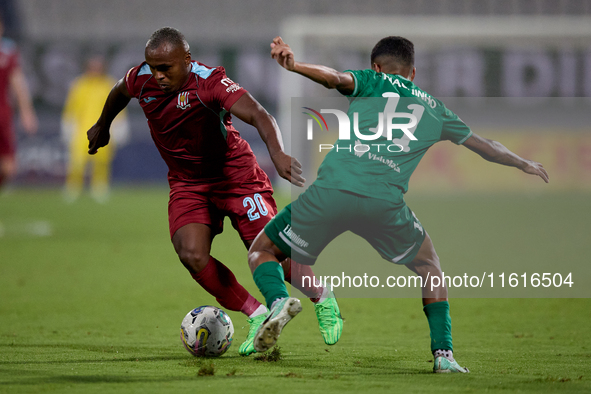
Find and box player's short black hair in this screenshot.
[146,27,189,52]
[370,36,414,68]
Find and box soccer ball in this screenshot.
[180,306,234,357]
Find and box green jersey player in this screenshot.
[248,36,549,373]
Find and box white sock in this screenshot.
[314,287,330,304]
[248,304,268,319]
[433,349,454,361]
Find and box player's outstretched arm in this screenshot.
[463,133,549,183]
[229,92,305,187]
[270,36,355,95]
[10,67,38,135]
[87,78,132,155]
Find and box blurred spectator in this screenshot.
[0,16,37,190]
[61,55,128,203]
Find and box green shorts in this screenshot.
[264,184,426,266]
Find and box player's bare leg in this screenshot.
[0,156,15,237]
[406,232,447,305]
[172,223,214,274]
[406,233,469,373]
[64,146,85,202]
[90,151,112,203]
[0,156,16,190]
[172,223,268,356]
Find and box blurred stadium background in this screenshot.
[1,2,591,391]
[2,0,590,192]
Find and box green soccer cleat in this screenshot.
[254,297,302,353]
[238,313,268,356]
[314,290,343,345]
[433,356,469,373]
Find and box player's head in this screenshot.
[145,27,191,94]
[370,36,416,81]
[85,54,106,76]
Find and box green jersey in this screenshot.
[314,69,472,200]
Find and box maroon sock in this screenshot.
[283,259,323,302]
[190,256,261,316]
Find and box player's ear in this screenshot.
[410,67,416,81]
[185,51,192,65]
[372,63,381,73]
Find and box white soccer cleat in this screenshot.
[254,297,302,353]
[433,356,469,373]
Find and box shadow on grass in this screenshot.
[0,368,434,387]
[0,342,189,365]
[0,374,208,386]
[0,342,257,366]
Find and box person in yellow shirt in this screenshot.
[62,55,128,203]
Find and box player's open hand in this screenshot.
[521,160,549,183]
[21,111,38,135]
[270,37,295,71]
[87,123,110,155]
[272,151,305,187]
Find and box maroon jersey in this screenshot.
[125,61,272,193]
[0,38,19,155]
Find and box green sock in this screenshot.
[423,301,453,352]
[253,261,289,308]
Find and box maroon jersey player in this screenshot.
[87,27,338,355]
[123,57,278,242]
[0,18,37,188]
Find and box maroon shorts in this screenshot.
[168,188,278,240]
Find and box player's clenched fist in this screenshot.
[87,123,110,155]
[270,36,295,71]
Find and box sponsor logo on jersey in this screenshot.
[226,84,241,93]
[177,91,191,110]
[220,77,242,93]
[143,96,157,103]
[351,140,401,171]
[282,224,309,249]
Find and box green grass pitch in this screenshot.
[1,187,590,393]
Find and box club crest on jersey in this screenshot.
[177,91,191,110]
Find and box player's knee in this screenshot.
[247,247,280,272]
[247,249,264,271]
[176,244,210,274]
[408,252,442,279]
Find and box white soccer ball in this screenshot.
[180,306,234,357]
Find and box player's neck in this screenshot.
[382,68,410,79]
[174,67,193,94]
[372,63,413,81]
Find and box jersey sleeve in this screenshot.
[439,105,473,145]
[199,67,247,111]
[124,64,143,99]
[344,69,374,98]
